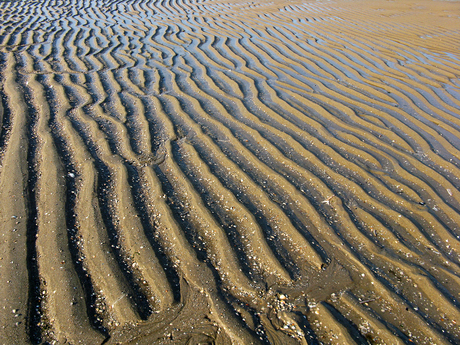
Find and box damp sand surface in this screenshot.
[1,0,460,344]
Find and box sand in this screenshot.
[0,0,460,343]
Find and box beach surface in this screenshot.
[1,0,460,343]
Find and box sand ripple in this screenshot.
[1,0,460,343]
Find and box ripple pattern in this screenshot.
[1,0,460,344]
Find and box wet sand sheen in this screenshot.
[0,0,459,343]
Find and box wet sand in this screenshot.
[0,0,460,343]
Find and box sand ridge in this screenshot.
[0,0,460,343]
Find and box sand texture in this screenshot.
[1,0,460,343]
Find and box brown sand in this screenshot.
[0,0,460,343]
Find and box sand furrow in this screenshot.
[0,52,31,345]
[29,76,105,344]
[41,82,141,328]
[1,0,460,343]
[62,106,174,317]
